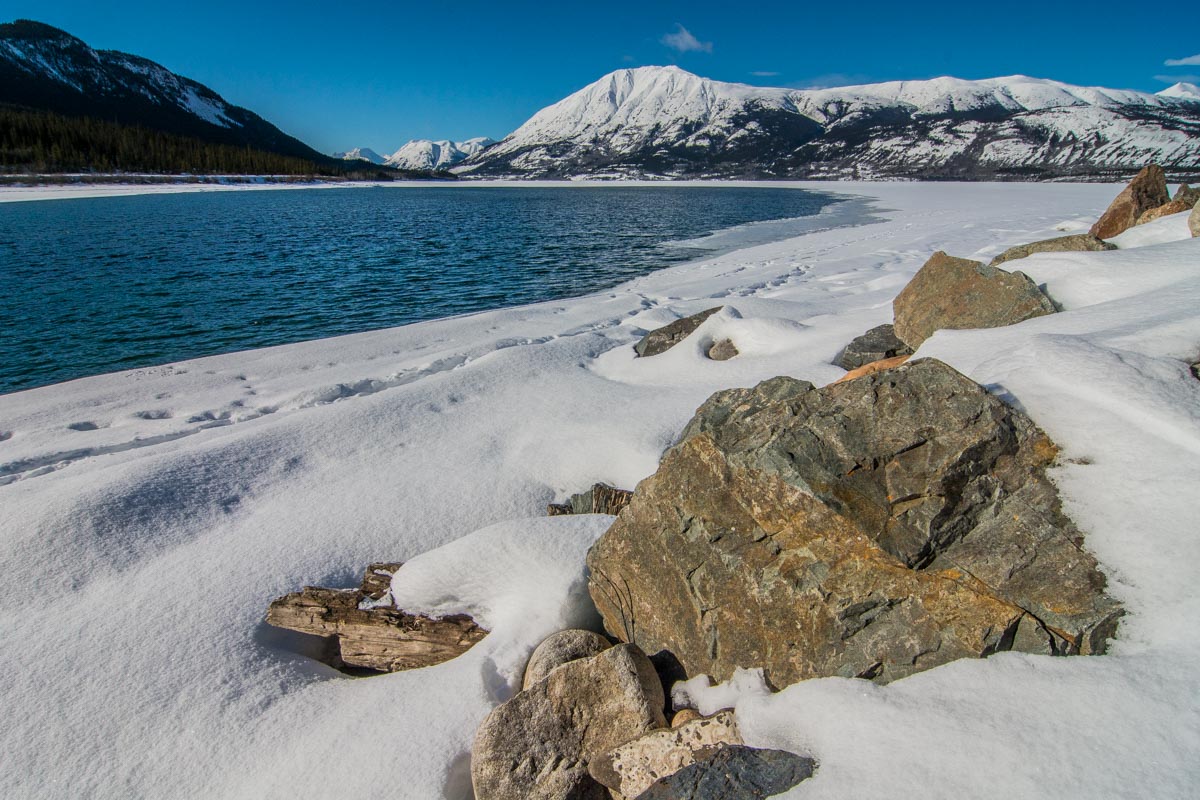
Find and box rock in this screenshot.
[987,233,1116,267]
[834,353,909,384]
[892,251,1055,349]
[1190,203,1200,237]
[635,308,722,357]
[587,359,1122,688]
[633,746,816,800]
[265,563,487,673]
[1172,183,1200,207]
[547,483,634,516]
[835,324,913,370]
[589,711,743,798]
[523,629,612,690]
[1136,199,1194,225]
[472,644,668,800]
[671,709,702,728]
[1089,163,1170,239]
[706,339,738,361]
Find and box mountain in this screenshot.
[383,138,495,171]
[1157,82,1200,102]
[0,19,351,172]
[456,66,1200,180]
[334,147,386,164]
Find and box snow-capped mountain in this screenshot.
[457,66,1200,180]
[333,147,385,164]
[383,138,495,171]
[0,19,326,161]
[1157,82,1200,102]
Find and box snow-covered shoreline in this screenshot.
[1,182,1197,798]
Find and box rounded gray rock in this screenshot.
[523,629,612,690]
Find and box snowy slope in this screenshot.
[1158,82,1200,102]
[458,66,1200,179]
[1,182,1198,798]
[384,137,495,171]
[333,147,386,164]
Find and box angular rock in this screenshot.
[589,711,743,798]
[987,233,1116,267]
[587,359,1122,688]
[472,644,667,800]
[835,324,913,370]
[547,483,634,516]
[633,746,816,800]
[671,709,702,728]
[834,353,909,384]
[892,251,1055,349]
[523,629,612,690]
[1190,203,1200,238]
[706,339,738,361]
[635,308,722,357]
[265,563,487,673]
[1089,163,1170,239]
[1136,199,1194,225]
[1172,183,1200,207]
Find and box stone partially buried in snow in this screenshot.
[1136,199,1195,226]
[835,324,913,370]
[1190,203,1200,238]
[633,746,816,800]
[586,359,1122,688]
[472,643,667,800]
[987,233,1116,267]
[892,251,1055,349]
[1173,183,1200,207]
[634,307,722,357]
[546,483,634,516]
[522,629,612,690]
[1089,163,1170,239]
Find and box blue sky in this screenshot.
[4,0,1199,154]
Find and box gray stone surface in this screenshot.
[1090,163,1170,239]
[633,746,816,800]
[706,339,738,361]
[1190,203,1200,238]
[523,629,612,690]
[587,359,1122,688]
[547,483,634,516]
[988,234,1116,267]
[1172,183,1200,207]
[472,644,667,800]
[635,308,722,357]
[892,251,1055,349]
[835,324,913,370]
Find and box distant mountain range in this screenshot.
[447,66,1200,180]
[334,138,496,172]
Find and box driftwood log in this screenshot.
[266,562,487,673]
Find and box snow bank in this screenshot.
[2,181,1197,798]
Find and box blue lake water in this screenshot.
[0,185,853,394]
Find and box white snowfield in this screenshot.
[1,183,1198,799]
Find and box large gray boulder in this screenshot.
[1173,183,1200,207]
[892,251,1056,349]
[472,644,667,800]
[633,746,816,800]
[988,233,1116,267]
[835,324,913,370]
[1090,163,1170,239]
[586,359,1122,689]
[1190,203,1200,238]
[523,629,612,690]
[634,308,722,357]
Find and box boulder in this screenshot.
[472,644,667,800]
[265,563,487,673]
[1173,183,1200,207]
[587,359,1122,688]
[633,746,816,800]
[987,233,1116,267]
[1190,203,1200,238]
[635,308,723,357]
[547,483,634,516]
[523,629,612,690]
[892,251,1055,349]
[835,324,913,370]
[1089,164,1170,239]
[1136,199,1194,225]
[671,709,702,727]
[834,353,909,384]
[589,711,743,798]
[706,339,738,361]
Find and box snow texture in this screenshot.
[384,138,495,171]
[1,182,1198,798]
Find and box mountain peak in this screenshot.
[0,19,85,45]
[1157,82,1200,102]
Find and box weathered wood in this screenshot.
[265,562,487,673]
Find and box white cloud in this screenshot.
[750,71,780,77]
[661,24,713,54]
[1164,54,1200,66]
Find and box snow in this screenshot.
[1,182,1198,798]
[1157,82,1200,102]
[385,138,496,171]
[333,147,386,164]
